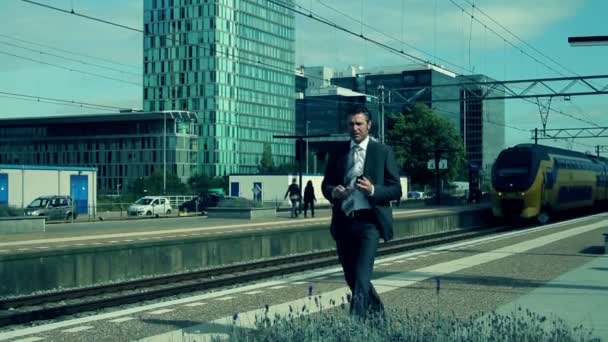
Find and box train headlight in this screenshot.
[520,192,525,196]
[498,192,502,196]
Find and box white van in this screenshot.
[127,196,173,217]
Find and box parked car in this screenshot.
[23,195,77,221]
[178,193,224,214]
[407,191,425,200]
[128,196,173,217]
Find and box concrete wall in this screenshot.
[0,207,491,297]
[0,217,45,234]
[0,165,96,214]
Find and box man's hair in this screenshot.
[347,105,371,122]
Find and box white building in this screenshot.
[228,174,408,205]
[0,164,97,215]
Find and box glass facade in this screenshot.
[143,0,296,176]
[295,89,376,173]
[0,112,199,193]
[458,75,506,173]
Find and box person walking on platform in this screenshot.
[303,180,316,218]
[322,105,402,318]
[284,178,301,218]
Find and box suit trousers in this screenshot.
[335,214,384,317]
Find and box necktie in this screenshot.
[342,145,364,215]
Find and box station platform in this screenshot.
[0,204,492,298]
[0,212,606,341]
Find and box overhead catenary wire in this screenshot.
[459,0,581,77]
[20,0,142,33]
[18,0,602,135]
[0,95,121,111]
[0,40,142,77]
[0,50,142,86]
[447,0,566,77]
[315,0,473,74]
[0,90,130,111]
[288,0,602,129]
[0,33,140,71]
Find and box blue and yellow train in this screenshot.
[491,143,608,222]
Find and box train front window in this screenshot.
[493,148,535,191]
[498,168,528,177]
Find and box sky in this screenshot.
[1,0,607,154]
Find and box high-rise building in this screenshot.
[143,0,296,176]
[457,75,505,172]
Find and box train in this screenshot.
[490,143,608,222]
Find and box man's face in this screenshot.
[348,113,371,143]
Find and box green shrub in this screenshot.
[217,197,261,209]
[222,302,597,342]
[0,205,23,217]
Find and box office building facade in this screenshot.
[458,75,506,172]
[143,0,296,176]
[332,64,504,172]
[295,85,376,173]
[0,111,199,193]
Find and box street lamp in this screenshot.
[305,120,311,174]
[163,111,166,195]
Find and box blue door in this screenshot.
[0,173,7,206]
[230,182,240,197]
[70,175,88,215]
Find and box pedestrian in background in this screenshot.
[284,178,301,218]
[303,180,316,218]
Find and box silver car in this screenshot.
[24,195,77,221]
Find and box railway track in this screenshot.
[0,224,510,327]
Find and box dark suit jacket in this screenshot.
[322,140,402,241]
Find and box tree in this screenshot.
[386,103,465,187]
[188,173,227,194]
[134,172,188,195]
[259,142,275,173]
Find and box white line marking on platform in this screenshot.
[243,291,264,295]
[11,336,44,342]
[269,285,288,290]
[34,246,49,249]
[123,240,134,242]
[184,302,206,307]
[108,317,134,323]
[215,296,235,301]
[291,281,307,285]
[1,214,603,341]
[210,219,608,328]
[62,326,93,333]
[10,337,44,342]
[147,309,174,315]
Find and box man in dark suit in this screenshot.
[322,105,402,318]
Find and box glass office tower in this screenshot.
[143,0,296,176]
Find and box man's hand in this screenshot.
[356,176,374,195]
[331,185,350,200]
